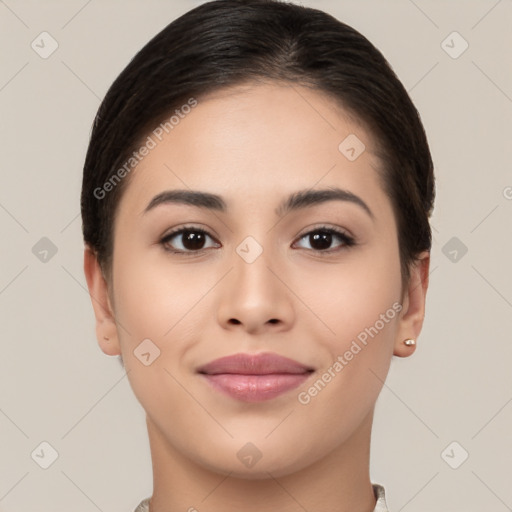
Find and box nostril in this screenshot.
[228,318,241,325]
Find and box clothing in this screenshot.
[134,498,150,512]
[134,483,389,511]
[373,484,390,512]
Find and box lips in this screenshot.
[197,352,315,402]
[197,352,315,375]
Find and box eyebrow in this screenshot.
[143,187,374,220]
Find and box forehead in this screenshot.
[117,82,386,217]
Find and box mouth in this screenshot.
[196,352,315,402]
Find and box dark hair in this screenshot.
[81,0,434,290]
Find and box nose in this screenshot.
[216,244,295,335]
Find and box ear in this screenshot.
[83,245,121,356]
[393,251,430,357]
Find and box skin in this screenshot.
[84,82,429,512]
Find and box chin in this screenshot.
[197,447,311,481]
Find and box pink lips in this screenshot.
[197,352,315,402]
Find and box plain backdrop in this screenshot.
[0,1,511,511]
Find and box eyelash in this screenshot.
[159,224,356,256]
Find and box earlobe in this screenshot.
[393,251,430,358]
[83,245,121,356]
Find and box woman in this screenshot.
[81,1,434,510]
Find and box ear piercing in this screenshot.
[104,336,110,341]
[403,338,416,346]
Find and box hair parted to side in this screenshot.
[81,0,434,289]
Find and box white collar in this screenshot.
[135,483,389,511]
[372,483,390,512]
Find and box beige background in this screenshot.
[1,0,511,510]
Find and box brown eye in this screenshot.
[308,232,333,251]
[294,227,355,252]
[161,228,219,253]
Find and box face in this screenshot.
[86,82,428,479]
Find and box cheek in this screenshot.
[301,244,402,340]
[112,248,202,341]
[295,239,402,408]
[111,251,200,413]
[296,259,401,436]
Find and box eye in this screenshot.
[293,226,355,253]
[160,226,220,254]
[159,224,355,255]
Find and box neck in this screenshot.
[146,410,377,512]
